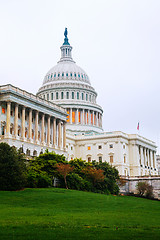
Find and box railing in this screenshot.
[0,84,65,113]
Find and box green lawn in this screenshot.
[0,188,159,240]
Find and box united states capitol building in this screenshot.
[0,29,159,180]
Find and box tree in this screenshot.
[26,150,66,187]
[0,142,26,190]
[56,163,74,189]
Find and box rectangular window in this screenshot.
[43,95,45,99]
[72,92,74,99]
[89,95,91,102]
[72,111,75,123]
[86,94,88,101]
[61,92,64,99]
[124,156,126,163]
[78,111,81,123]
[67,92,69,99]
[99,156,102,163]
[51,93,53,100]
[88,146,91,150]
[47,94,49,100]
[109,144,113,148]
[67,109,70,123]
[2,108,5,114]
[88,157,91,162]
[98,145,102,149]
[110,156,113,163]
[56,92,58,99]
[91,113,93,125]
[77,92,79,99]
[94,113,96,125]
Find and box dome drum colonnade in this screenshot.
[0,85,67,156]
[37,28,103,133]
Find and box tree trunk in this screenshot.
[64,176,68,189]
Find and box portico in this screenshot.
[0,84,67,156]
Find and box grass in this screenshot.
[0,188,159,240]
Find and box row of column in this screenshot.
[68,108,102,127]
[5,102,66,150]
[139,146,156,169]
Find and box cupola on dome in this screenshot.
[42,28,90,86]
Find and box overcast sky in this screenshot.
[0,0,160,151]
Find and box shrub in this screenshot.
[136,181,153,199]
[26,171,52,188]
[145,184,153,199]
[67,173,92,191]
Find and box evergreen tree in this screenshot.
[0,142,26,190]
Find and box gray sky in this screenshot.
[0,0,160,150]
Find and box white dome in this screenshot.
[43,61,91,86]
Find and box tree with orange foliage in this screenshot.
[56,163,74,189]
[82,166,105,186]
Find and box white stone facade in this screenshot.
[66,131,158,177]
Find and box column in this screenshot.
[140,146,144,166]
[88,110,90,125]
[63,121,66,149]
[58,120,62,149]
[96,112,98,127]
[28,109,32,140]
[21,106,25,139]
[53,118,56,147]
[6,102,11,135]
[76,109,78,124]
[41,114,44,144]
[47,116,50,145]
[82,109,84,124]
[150,150,153,168]
[144,148,146,166]
[146,149,148,166]
[153,151,156,169]
[14,104,18,136]
[35,111,39,142]
[86,110,87,124]
[70,108,72,124]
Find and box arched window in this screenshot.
[86,94,88,101]
[82,93,84,100]
[66,73,68,77]
[62,72,64,77]
[61,92,64,99]
[56,92,58,99]
[72,92,74,99]
[66,92,69,99]
[77,92,79,99]
[47,94,49,100]
[51,93,53,100]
